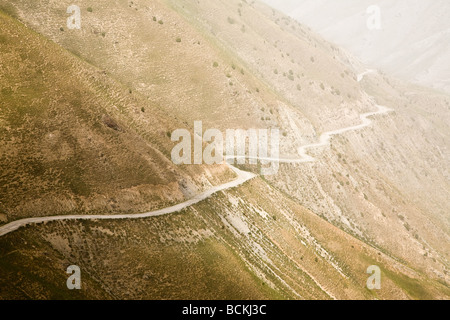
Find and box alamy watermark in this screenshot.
[67,5,81,30]
[170,121,280,176]
[66,265,81,290]
[366,265,381,290]
[366,5,381,30]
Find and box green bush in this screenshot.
[176,37,181,42]
[213,62,219,68]
[87,7,93,12]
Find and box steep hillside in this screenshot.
[3,177,449,300]
[263,0,450,94]
[159,0,450,284]
[0,0,448,300]
[0,10,233,222]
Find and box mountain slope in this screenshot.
[0,0,449,300]
[0,10,232,222]
[263,0,450,93]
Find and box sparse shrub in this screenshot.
[102,115,121,131]
[320,83,325,90]
[87,7,93,12]
[141,107,145,113]
[60,27,64,32]
[158,20,163,25]
[297,84,301,91]
[310,56,315,62]
[213,62,219,68]
[227,17,235,24]
[274,69,278,74]
[153,16,157,22]
[240,68,244,75]
[176,37,181,42]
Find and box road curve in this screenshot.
[0,70,391,237]
[0,165,256,237]
[226,103,392,164]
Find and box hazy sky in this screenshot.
[260,0,450,92]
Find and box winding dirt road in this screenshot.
[0,70,390,237]
[0,165,255,237]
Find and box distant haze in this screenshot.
[262,0,450,93]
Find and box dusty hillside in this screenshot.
[0,10,233,222]
[164,0,450,284]
[0,0,449,300]
[2,177,449,300]
[263,0,450,94]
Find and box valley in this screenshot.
[0,0,448,300]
